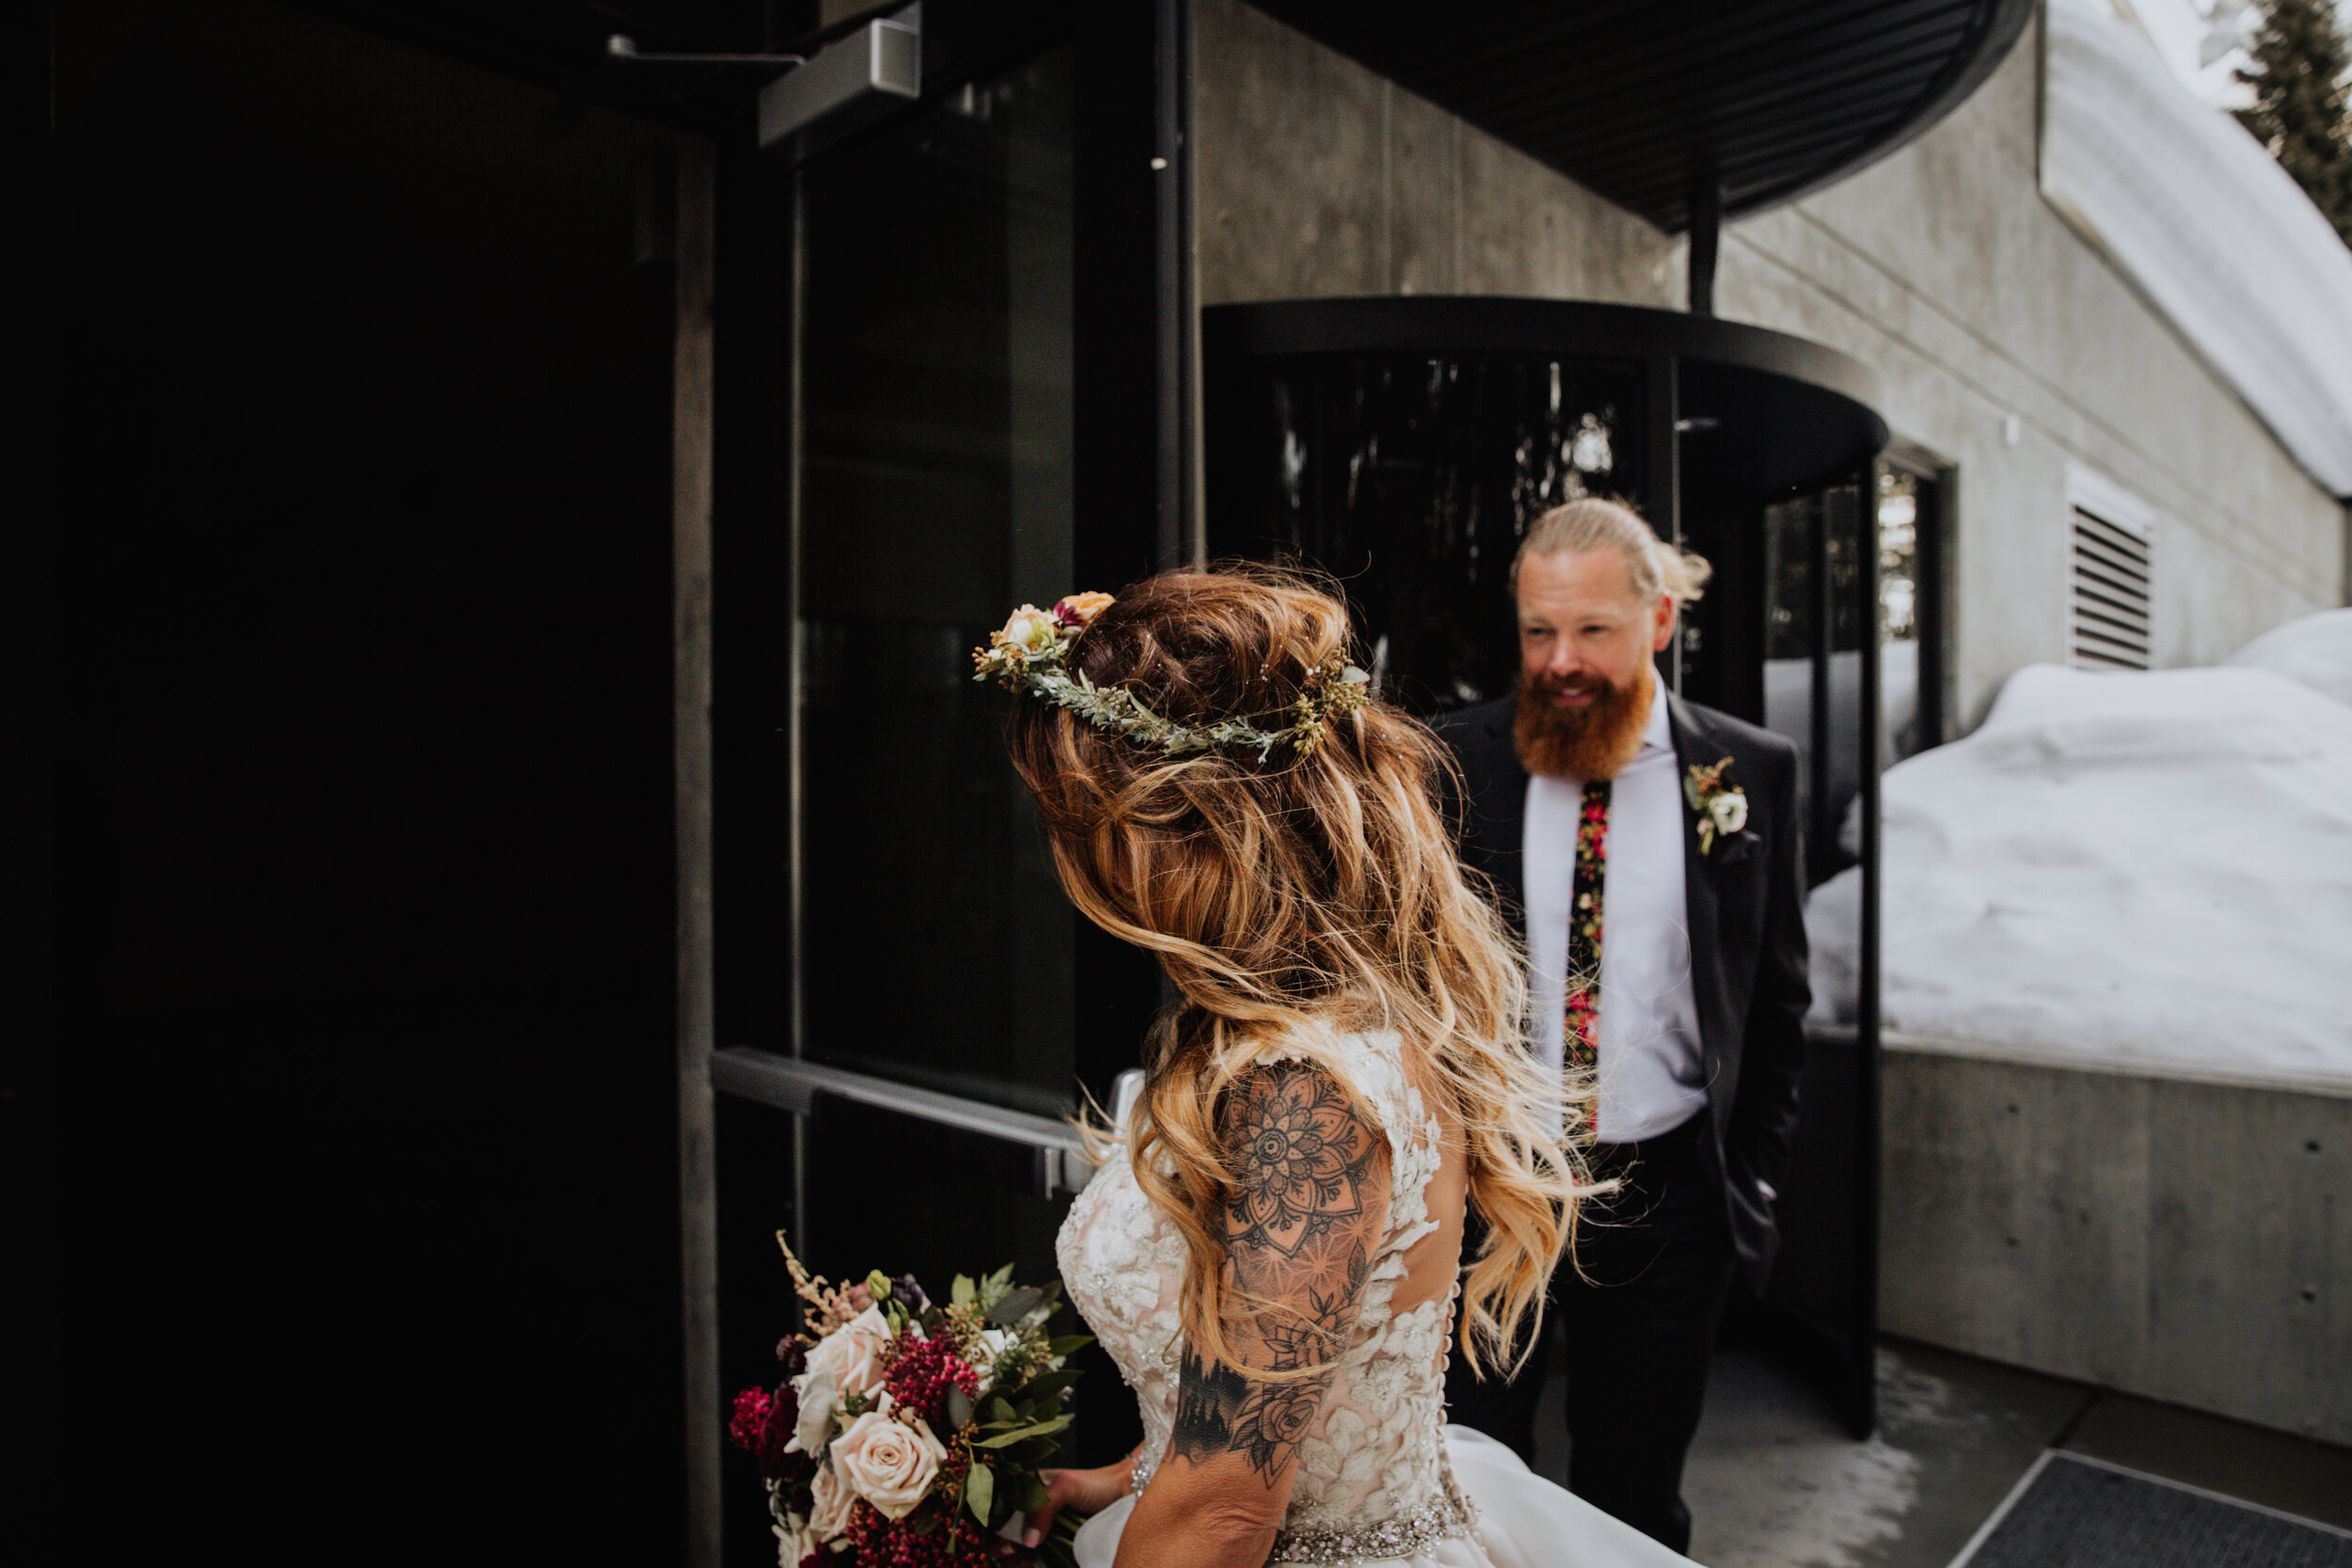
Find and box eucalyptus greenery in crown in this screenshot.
[972,592,1371,761]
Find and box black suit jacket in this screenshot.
[1433,692,1811,1290]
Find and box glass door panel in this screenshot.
[721,40,1145,1564]
[798,46,1076,1113]
[1751,476,1879,1436]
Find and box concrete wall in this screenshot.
[1192,0,2349,729]
[1712,10,2347,722]
[1194,0,1682,308]
[1883,1045,2351,1444]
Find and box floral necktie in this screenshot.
[1565,779,1610,1131]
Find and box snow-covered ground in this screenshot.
[1805,610,2352,1085]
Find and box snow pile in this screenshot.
[2043,0,2352,498]
[1805,626,2352,1084]
[2225,607,2352,708]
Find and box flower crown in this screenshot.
[971,591,1372,760]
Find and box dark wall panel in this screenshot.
[53,3,688,1554]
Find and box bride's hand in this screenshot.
[1020,1459,1134,1549]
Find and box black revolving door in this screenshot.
[1204,297,1890,1435]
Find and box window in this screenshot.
[2064,462,2155,673]
[1876,451,1949,760]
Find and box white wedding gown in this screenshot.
[1057,1029,1699,1568]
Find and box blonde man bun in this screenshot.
[1513,497,1712,606]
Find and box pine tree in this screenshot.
[2233,0,2352,247]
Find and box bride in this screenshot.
[977,568,1699,1567]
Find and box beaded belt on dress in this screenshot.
[1267,1441,1479,1565]
[1128,1441,1480,1565]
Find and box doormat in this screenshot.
[1950,1451,2352,1568]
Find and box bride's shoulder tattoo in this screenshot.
[1223,1060,1378,1257]
[1168,1060,1391,1486]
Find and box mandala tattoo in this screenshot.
[1167,1063,1390,1488]
[1222,1061,1372,1257]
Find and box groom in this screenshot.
[1438,498,1811,1554]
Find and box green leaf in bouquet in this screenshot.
[984,1286,1047,1329]
[984,1396,1020,1426]
[952,1275,977,1308]
[964,1460,995,1525]
[1011,1473,1051,1516]
[980,1262,1015,1307]
[1045,1334,1093,1357]
[945,1385,976,1431]
[1012,1369,1081,1406]
[971,1414,1073,1449]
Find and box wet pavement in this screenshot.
[1526,1336,2352,1567]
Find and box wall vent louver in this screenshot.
[2064,464,2154,673]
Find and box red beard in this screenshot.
[1513,661,1656,782]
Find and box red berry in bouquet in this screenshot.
[882,1332,980,1431]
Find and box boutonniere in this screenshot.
[1684,756,1749,856]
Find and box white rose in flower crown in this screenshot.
[1708,790,1749,836]
[807,1463,860,1542]
[803,1305,898,1399]
[999,606,1057,652]
[830,1410,948,1521]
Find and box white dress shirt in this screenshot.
[1522,679,1709,1143]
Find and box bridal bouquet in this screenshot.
[728,1238,1090,1567]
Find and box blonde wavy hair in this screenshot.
[1005,565,1597,1379]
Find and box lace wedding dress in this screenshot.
[1057,1028,1698,1568]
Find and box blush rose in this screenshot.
[803,1306,898,1400]
[830,1410,948,1521]
[807,1463,859,1540]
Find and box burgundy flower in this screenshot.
[727,1386,772,1453]
[758,1380,812,1484]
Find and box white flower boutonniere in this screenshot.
[1684,756,1749,856]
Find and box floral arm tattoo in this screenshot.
[1167,1061,1391,1487]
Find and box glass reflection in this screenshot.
[797,48,1076,1111]
[1209,356,1645,715]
